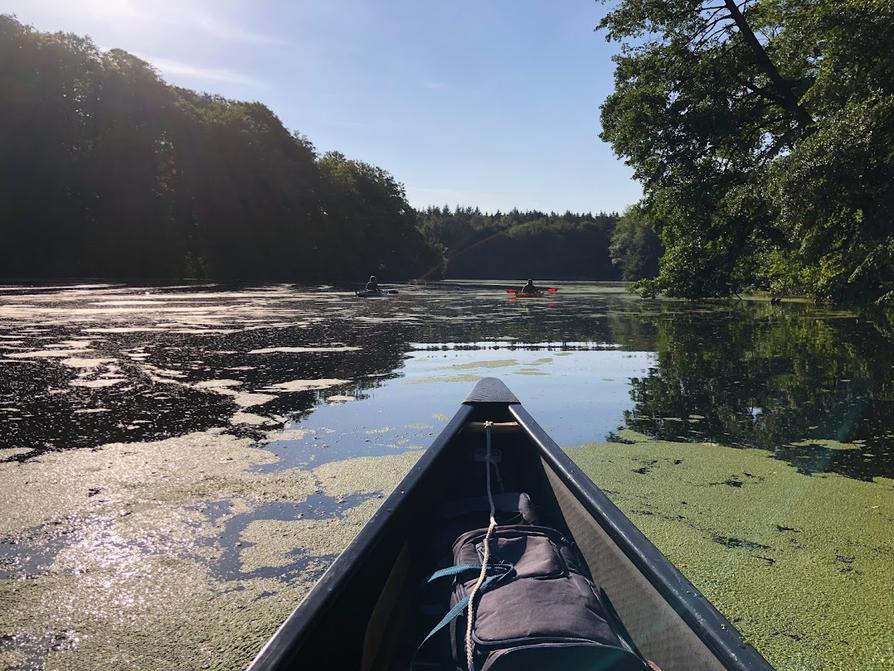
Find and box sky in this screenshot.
[3,0,641,214]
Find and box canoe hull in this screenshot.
[246,378,774,671]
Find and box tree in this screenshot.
[609,204,663,281]
[762,1,894,303]
[0,15,443,282]
[318,152,443,279]
[598,0,894,304]
[416,207,621,279]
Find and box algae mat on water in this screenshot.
[0,431,421,671]
[568,432,894,671]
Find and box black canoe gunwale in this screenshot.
[509,403,772,670]
[246,378,773,671]
[245,402,476,671]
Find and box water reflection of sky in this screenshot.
[1,282,891,479]
[265,347,655,469]
[396,346,655,445]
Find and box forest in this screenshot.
[0,15,669,284]
[0,15,440,282]
[0,15,668,284]
[598,0,894,305]
[417,206,656,280]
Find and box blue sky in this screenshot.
[4,0,640,213]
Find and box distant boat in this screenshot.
[246,378,774,671]
[506,287,559,298]
[355,289,399,298]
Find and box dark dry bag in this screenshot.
[447,525,650,671]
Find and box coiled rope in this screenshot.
[465,420,496,671]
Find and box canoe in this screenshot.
[355,289,399,298]
[246,378,774,671]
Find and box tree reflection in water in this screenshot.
[1,284,891,482]
[610,304,894,480]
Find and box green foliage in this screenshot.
[598,0,894,304]
[317,152,442,279]
[0,15,441,281]
[609,204,663,281]
[417,206,619,279]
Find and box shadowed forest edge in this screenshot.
[1,15,654,284]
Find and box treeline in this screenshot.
[0,16,440,281]
[418,206,656,280]
[598,0,894,305]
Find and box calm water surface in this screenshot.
[2,281,892,476]
[1,281,892,670]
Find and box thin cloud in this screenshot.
[193,14,288,47]
[76,0,288,46]
[148,56,264,88]
[421,80,449,90]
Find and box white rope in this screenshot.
[465,420,496,671]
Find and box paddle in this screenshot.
[505,287,558,294]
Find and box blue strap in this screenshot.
[427,563,483,583]
[417,563,516,651]
[418,571,508,647]
[419,592,472,647]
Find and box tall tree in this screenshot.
[0,15,443,282]
[598,0,894,303]
[610,204,663,281]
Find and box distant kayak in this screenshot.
[355,289,399,298]
[506,287,558,299]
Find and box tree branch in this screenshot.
[691,21,735,50]
[735,76,785,106]
[722,0,814,129]
[684,6,732,47]
[699,5,730,23]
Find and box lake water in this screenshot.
[1,282,892,670]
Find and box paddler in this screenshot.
[366,275,380,292]
[518,279,539,295]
